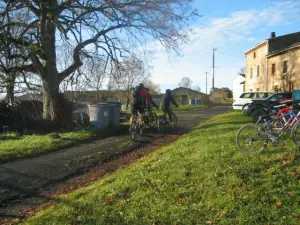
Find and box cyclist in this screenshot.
[130,83,157,130]
[145,88,159,110]
[160,89,179,124]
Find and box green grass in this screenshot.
[0,105,206,162]
[24,111,300,225]
[0,126,127,162]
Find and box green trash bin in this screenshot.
[87,103,109,128]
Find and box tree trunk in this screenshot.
[5,72,16,104]
[40,0,61,121]
[42,77,60,121]
[6,76,16,104]
[126,98,129,110]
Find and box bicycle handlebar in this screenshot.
[273,104,287,109]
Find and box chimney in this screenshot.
[270,32,276,38]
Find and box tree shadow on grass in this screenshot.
[0,135,21,141]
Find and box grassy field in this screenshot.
[0,105,205,162]
[24,111,300,225]
[0,126,127,162]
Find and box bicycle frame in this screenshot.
[274,105,292,123]
[264,108,300,138]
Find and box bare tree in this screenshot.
[114,58,148,109]
[178,76,192,89]
[0,0,198,124]
[193,85,201,92]
[84,59,107,102]
[0,10,30,103]
[144,79,161,95]
[238,67,246,75]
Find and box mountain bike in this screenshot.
[129,113,145,141]
[236,101,300,153]
[158,106,177,132]
[143,106,158,128]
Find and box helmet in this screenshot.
[139,83,144,88]
[166,89,172,94]
[135,86,141,91]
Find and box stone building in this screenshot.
[244,31,300,92]
[152,87,209,105]
[172,87,209,104]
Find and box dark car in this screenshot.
[244,92,293,122]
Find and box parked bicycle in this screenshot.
[158,106,177,132]
[236,101,300,153]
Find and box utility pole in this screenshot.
[205,71,208,94]
[212,48,217,101]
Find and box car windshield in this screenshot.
[266,94,284,101]
[240,93,254,98]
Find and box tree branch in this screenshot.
[59,23,129,81]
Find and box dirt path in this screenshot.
[0,106,230,222]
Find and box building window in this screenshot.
[256,88,260,91]
[289,82,295,92]
[274,85,279,92]
[257,65,259,77]
[253,52,256,59]
[283,60,288,73]
[271,63,275,75]
[250,67,253,78]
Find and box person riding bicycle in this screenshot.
[145,88,159,111]
[161,89,179,123]
[130,83,157,130]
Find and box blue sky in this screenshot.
[151,0,300,93]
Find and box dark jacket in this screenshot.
[132,86,150,106]
[146,90,158,108]
[161,92,178,108]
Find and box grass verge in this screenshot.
[0,105,206,162]
[25,111,300,224]
[0,125,127,163]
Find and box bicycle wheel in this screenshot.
[291,122,300,147]
[130,121,138,141]
[171,112,177,126]
[146,112,157,128]
[158,115,168,132]
[139,122,144,136]
[236,124,269,153]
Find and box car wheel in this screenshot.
[250,109,267,123]
[242,104,250,112]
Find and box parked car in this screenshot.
[232,92,274,110]
[244,92,293,122]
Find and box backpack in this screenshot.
[132,87,142,104]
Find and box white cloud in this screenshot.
[150,0,300,91]
[247,37,256,42]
